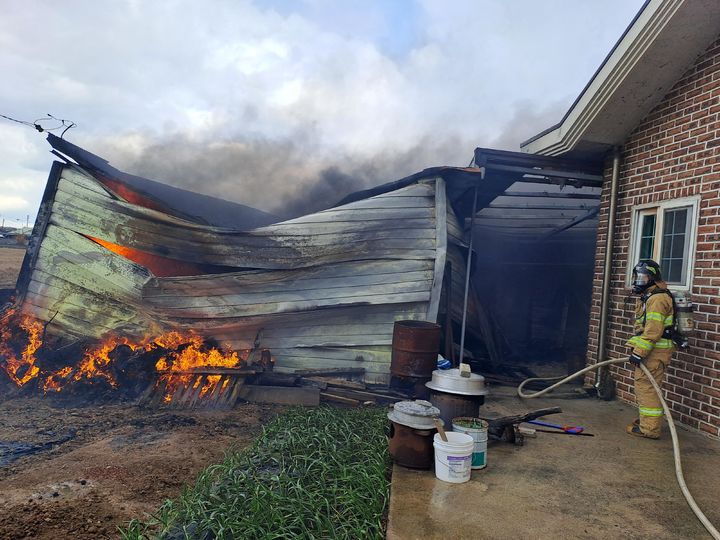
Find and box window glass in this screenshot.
[639,214,656,260]
[660,208,689,284]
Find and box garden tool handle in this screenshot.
[527,420,584,434]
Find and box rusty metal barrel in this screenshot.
[390,320,441,397]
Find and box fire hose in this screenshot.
[517,357,720,540]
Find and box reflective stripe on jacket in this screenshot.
[627,281,675,358]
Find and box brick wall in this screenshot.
[587,36,720,439]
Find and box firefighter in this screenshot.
[626,259,675,439]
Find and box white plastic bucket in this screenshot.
[433,431,474,483]
[452,418,489,470]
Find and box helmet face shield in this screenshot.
[632,271,651,293]
[631,259,661,294]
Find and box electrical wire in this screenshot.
[0,113,76,138]
[517,358,720,540]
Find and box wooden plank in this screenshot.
[252,373,300,387]
[153,291,431,318]
[53,190,436,251]
[320,392,361,405]
[426,177,446,322]
[292,367,366,377]
[170,378,192,407]
[258,218,435,236]
[218,378,238,408]
[147,268,434,299]
[316,378,367,390]
[186,303,426,337]
[238,385,320,406]
[179,376,202,406]
[50,208,437,268]
[225,378,246,408]
[204,374,226,406]
[58,168,114,197]
[148,377,169,407]
[146,279,433,310]
[137,380,159,406]
[187,375,207,408]
[157,367,257,376]
[319,387,402,403]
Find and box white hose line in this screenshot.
[517,358,720,540]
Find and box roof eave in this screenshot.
[521,0,720,158]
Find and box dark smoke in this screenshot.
[97,101,567,221]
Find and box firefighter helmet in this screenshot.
[632,259,662,294]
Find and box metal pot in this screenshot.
[387,400,442,430]
[425,368,488,396]
[388,422,436,469]
[387,400,442,469]
[428,390,485,429]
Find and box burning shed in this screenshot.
[1,134,602,396]
[3,134,487,391]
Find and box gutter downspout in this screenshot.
[595,146,621,397]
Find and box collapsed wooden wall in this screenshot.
[17,162,476,383]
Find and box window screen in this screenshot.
[660,208,690,284]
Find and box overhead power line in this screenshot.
[0,113,76,138]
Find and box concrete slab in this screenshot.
[387,386,720,540]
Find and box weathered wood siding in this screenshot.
[18,164,453,383]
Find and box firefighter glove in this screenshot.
[628,352,643,366]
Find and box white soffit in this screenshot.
[521,0,720,157]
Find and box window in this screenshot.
[629,197,699,290]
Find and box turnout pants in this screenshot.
[634,348,673,438]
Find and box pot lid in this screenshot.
[387,400,443,430]
[425,368,488,396]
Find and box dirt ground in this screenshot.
[387,386,720,540]
[0,246,25,289]
[0,246,284,539]
[0,398,282,539]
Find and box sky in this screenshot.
[0,0,645,224]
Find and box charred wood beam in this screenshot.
[474,147,603,176]
[497,192,601,199]
[474,215,590,220]
[486,203,594,211]
[485,164,603,187]
[474,222,596,229]
[540,207,601,240]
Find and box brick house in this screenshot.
[522,0,720,438]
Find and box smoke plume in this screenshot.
[97,102,566,220]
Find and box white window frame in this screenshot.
[627,195,700,291]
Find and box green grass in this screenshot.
[120,406,391,540]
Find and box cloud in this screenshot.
[0,0,645,221]
[0,195,28,212]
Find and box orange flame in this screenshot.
[43,366,73,392]
[153,331,241,400]
[72,336,144,387]
[0,315,43,386]
[1,314,243,401]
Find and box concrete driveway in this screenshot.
[387,386,720,539]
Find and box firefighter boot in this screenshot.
[625,418,640,433]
